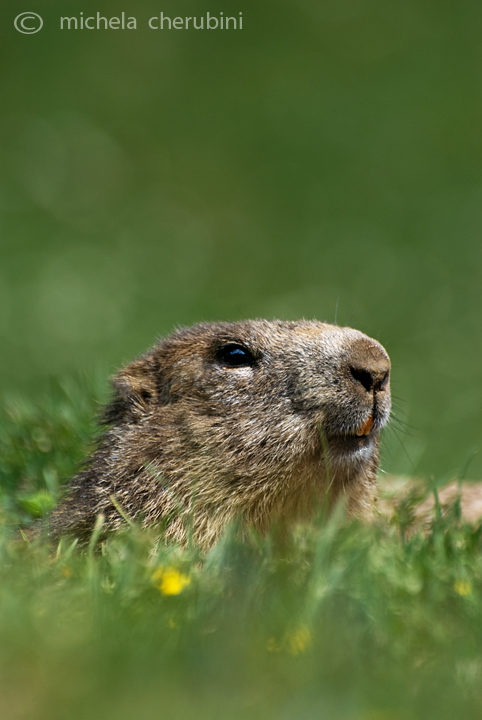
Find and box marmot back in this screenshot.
[48,320,391,546]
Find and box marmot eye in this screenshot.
[215,343,257,367]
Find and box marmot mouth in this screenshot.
[327,415,378,453]
[329,433,373,453]
[324,411,377,450]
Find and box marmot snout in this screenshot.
[48,320,391,546]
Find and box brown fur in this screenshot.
[47,320,391,546]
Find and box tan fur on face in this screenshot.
[48,320,391,547]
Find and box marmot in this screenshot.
[47,320,391,546]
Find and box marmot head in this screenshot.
[51,320,391,545]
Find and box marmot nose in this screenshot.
[347,336,391,394]
[350,365,389,393]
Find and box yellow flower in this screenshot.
[454,580,472,597]
[287,625,311,655]
[266,625,312,655]
[152,566,191,596]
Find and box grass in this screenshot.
[1,378,482,719]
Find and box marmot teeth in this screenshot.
[355,414,374,437]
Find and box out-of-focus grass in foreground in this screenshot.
[1,378,482,720]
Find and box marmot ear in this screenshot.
[101,356,163,425]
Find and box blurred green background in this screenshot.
[1,0,482,478]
